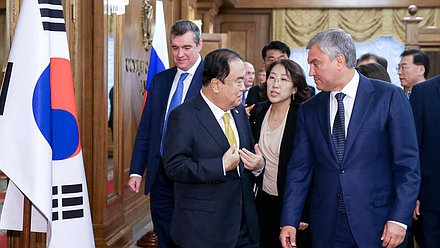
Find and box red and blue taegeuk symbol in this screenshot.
[32,58,81,160]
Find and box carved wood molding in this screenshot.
[141,0,153,52]
[197,0,223,16]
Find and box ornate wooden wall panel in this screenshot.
[121,0,151,245]
[215,9,271,71]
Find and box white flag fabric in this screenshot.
[145,0,169,90]
[0,0,94,247]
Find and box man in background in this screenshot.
[398,49,430,248]
[242,61,255,105]
[410,74,440,248]
[356,52,388,69]
[128,20,204,248]
[246,41,291,106]
[398,49,430,98]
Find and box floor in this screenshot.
[129,217,154,248]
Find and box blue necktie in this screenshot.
[160,72,189,155]
[241,89,248,105]
[332,93,346,163]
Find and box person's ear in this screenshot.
[418,65,425,77]
[211,78,220,93]
[197,39,203,52]
[336,54,345,70]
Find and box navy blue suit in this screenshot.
[163,94,259,248]
[281,74,420,247]
[130,62,203,247]
[410,75,440,247]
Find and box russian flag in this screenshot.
[0,0,94,247]
[143,0,169,106]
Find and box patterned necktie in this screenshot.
[241,90,248,105]
[332,93,346,163]
[222,113,237,146]
[160,72,189,155]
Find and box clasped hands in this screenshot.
[222,143,265,172]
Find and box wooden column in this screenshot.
[197,0,222,33]
[401,5,423,50]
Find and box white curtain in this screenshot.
[290,36,405,90]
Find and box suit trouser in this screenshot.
[332,210,358,248]
[419,209,440,248]
[256,190,311,248]
[150,161,175,248]
[235,205,259,248]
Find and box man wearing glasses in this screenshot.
[397,49,430,98]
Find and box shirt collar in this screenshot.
[200,90,232,121]
[176,54,202,76]
[331,69,359,99]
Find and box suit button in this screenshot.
[239,201,243,206]
[340,169,345,174]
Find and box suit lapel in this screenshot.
[435,77,440,99]
[344,76,375,160]
[252,102,270,142]
[158,67,177,112]
[231,105,249,149]
[231,105,248,177]
[185,61,204,100]
[315,92,335,159]
[193,94,230,151]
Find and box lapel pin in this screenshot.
[234,109,239,114]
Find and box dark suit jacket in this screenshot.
[163,94,259,248]
[410,75,440,211]
[280,74,420,247]
[130,62,203,194]
[246,85,264,106]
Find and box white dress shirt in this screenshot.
[329,71,359,136]
[164,55,202,116]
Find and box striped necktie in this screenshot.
[332,93,346,163]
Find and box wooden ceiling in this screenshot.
[224,0,440,9]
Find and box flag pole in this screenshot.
[22,196,31,248]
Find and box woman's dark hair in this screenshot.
[266,60,311,106]
[356,63,391,83]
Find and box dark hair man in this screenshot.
[163,48,264,247]
[128,20,204,248]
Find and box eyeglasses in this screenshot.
[397,64,420,72]
[266,75,292,87]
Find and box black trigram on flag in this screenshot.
[38,0,66,32]
[52,184,84,221]
[0,62,13,115]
